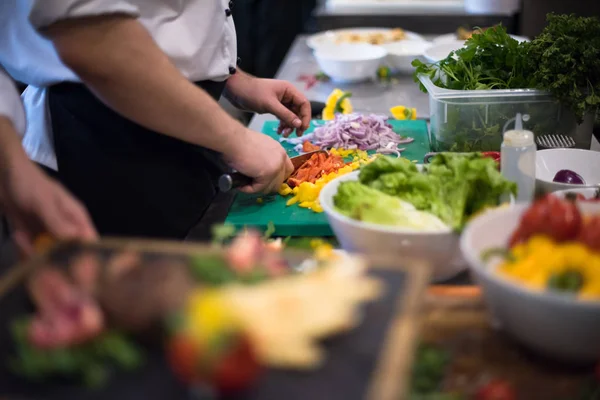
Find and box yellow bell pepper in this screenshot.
[390,105,417,120]
[323,89,353,120]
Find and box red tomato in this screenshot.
[481,151,501,161]
[166,335,201,383]
[578,216,600,252]
[167,333,260,392]
[476,380,516,400]
[509,195,582,247]
[211,335,261,393]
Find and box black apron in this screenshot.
[48,80,228,240]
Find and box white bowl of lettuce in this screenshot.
[319,154,517,282]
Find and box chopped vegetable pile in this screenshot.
[279,148,375,213]
[335,153,516,231]
[313,113,414,155]
[487,195,600,299]
[287,152,347,188]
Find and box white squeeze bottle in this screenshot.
[500,113,536,203]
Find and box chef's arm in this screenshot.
[0,67,28,173]
[40,14,246,155]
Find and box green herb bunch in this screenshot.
[525,14,600,123]
[413,25,532,92]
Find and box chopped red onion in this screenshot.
[312,114,412,152]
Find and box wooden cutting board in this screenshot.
[411,286,598,399]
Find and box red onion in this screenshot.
[312,114,413,152]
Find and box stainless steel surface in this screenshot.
[535,134,576,150]
[249,35,432,132]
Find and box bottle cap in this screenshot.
[503,129,535,147]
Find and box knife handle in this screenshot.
[218,172,253,192]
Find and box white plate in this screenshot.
[307,28,426,50]
[432,32,529,45]
[423,40,465,63]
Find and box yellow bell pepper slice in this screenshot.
[390,105,417,120]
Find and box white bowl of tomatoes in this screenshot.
[461,195,600,363]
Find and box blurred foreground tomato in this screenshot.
[475,379,516,400]
[509,195,582,247]
[166,333,260,393]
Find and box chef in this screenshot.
[0,0,311,240]
[0,67,97,254]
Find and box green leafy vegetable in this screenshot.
[10,319,143,388]
[189,254,236,285]
[410,344,453,397]
[347,154,516,231]
[526,14,600,123]
[263,221,276,240]
[412,15,600,152]
[211,224,237,246]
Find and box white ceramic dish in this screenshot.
[432,33,528,45]
[553,187,600,200]
[381,40,432,74]
[307,28,426,50]
[319,170,466,282]
[461,204,600,363]
[423,40,465,63]
[536,149,600,193]
[313,43,387,83]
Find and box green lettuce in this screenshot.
[355,154,516,230]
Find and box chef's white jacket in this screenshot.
[0,0,238,170]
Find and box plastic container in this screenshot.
[418,75,581,153]
[500,113,536,203]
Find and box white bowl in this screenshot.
[307,28,427,50]
[461,204,600,363]
[319,170,465,282]
[432,33,529,45]
[423,40,465,63]
[381,40,432,74]
[314,44,387,83]
[536,149,600,193]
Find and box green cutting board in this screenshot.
[225,119,431,237]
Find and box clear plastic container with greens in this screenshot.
[418,75,582,152]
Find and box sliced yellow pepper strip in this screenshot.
[390,105,417,120]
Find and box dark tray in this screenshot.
[0,240,431,400]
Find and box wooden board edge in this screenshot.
[366,258,432,400]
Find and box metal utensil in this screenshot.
[535,134,576,149]
[218,150,328,192]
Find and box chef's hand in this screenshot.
[224,128,294,194]
[225,72,311,137]
[0,153,98,256]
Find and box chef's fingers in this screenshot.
[13,229,35,258]
[281,86,311,135]
[57,194,98,241]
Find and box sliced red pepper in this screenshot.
[476,379,516,400]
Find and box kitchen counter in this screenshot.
[249,35,431,131]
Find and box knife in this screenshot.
[218,150,327,192]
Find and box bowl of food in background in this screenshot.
[432,26,528,45]
[381,40,432,74]
[307,27,426,50]
[313,43,387,83]
[319,153,517,281]
[461,196,600,363]
[423,40,465,63]
[535,149,600,193]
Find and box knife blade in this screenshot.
[218,150,327,192]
